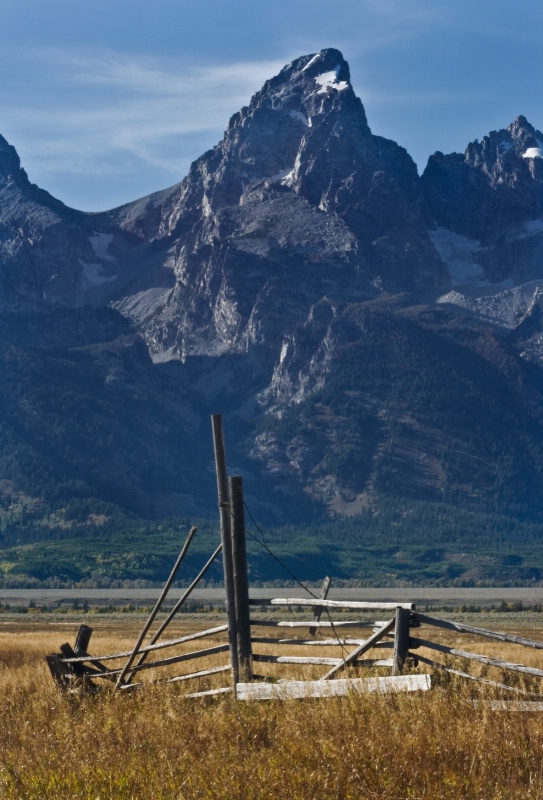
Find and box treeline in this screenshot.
[2,496,543,587]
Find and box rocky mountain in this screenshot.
[422,116,543,361]
[1,48,543,536]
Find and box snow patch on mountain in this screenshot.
[301,53,320,72]
[80,260,117,288]
[523,147,543,159]
[315,66,349,94]
[429,227,487,287]
[288,110,310,127]
[89,232,116,264]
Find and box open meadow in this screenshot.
[3,616,543,799]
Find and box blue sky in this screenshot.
[1,0,541,211]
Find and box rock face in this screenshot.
[109,49,447,361]
[1,49,543,526]
[423,116,543,285]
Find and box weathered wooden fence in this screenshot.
[46,415,543,702]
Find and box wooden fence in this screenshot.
[46,415,543,702]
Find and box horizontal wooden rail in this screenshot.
[183,687,233,699]
[253,654,343,666]
[236,674,431,701]
[412,637,543,679]
[250,637,393,648]
[270,599,415,610]
[415,653,530,695]
[88,644,231,678]
[252,654,394,667]
[164,665,231,683]
[416,614,543,650]
[251,620,376,629]
[124,644,232,674]
[60,625,229,663]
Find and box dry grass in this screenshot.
[2,621,543,798]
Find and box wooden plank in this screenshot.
[236,674,431,701]
[62,625,229,663]
[270,599,415,610]
[252,653,394,667]
[411,637,543,678]
[253,655,343,666]
[323,618,395,680]
[309,576,332,636]
[182,687,232,699]
[250,637,393,648]
[356,659,394,668]
[415,653,530,695]
[251,620,375,629]
[74,625,93,654]
[393,606,411,675]
[129,643,231,674]
[46,654,71,689]
[91,644,231,678]
[165,665,231,683]
[416,613,543,650]
[60,643,90,678]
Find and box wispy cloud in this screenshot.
[0,47,286,183]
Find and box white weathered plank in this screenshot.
[270,598,415,611]
[236,674,431,701]
[252,620,374,629]
[250,637,393,648]
[253,655,343,666]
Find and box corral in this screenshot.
[45,416,543,708]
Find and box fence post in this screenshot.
[229,475,253,682]
[309,576,331,636]
[393,606,411,675]
[211,414,240,686]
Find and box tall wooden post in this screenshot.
[229,475,253,682]
[211,414,239,686]
[392,606,411,675]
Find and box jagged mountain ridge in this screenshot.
[108,48,447,362]
[1,48,543,529]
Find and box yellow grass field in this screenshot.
[3,617,543,799]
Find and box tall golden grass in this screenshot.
[2,622,543,799]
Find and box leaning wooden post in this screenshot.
[211,414,240,686]
[392,606,411,675]
[114,525,198,691]
[229,475,253,682]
